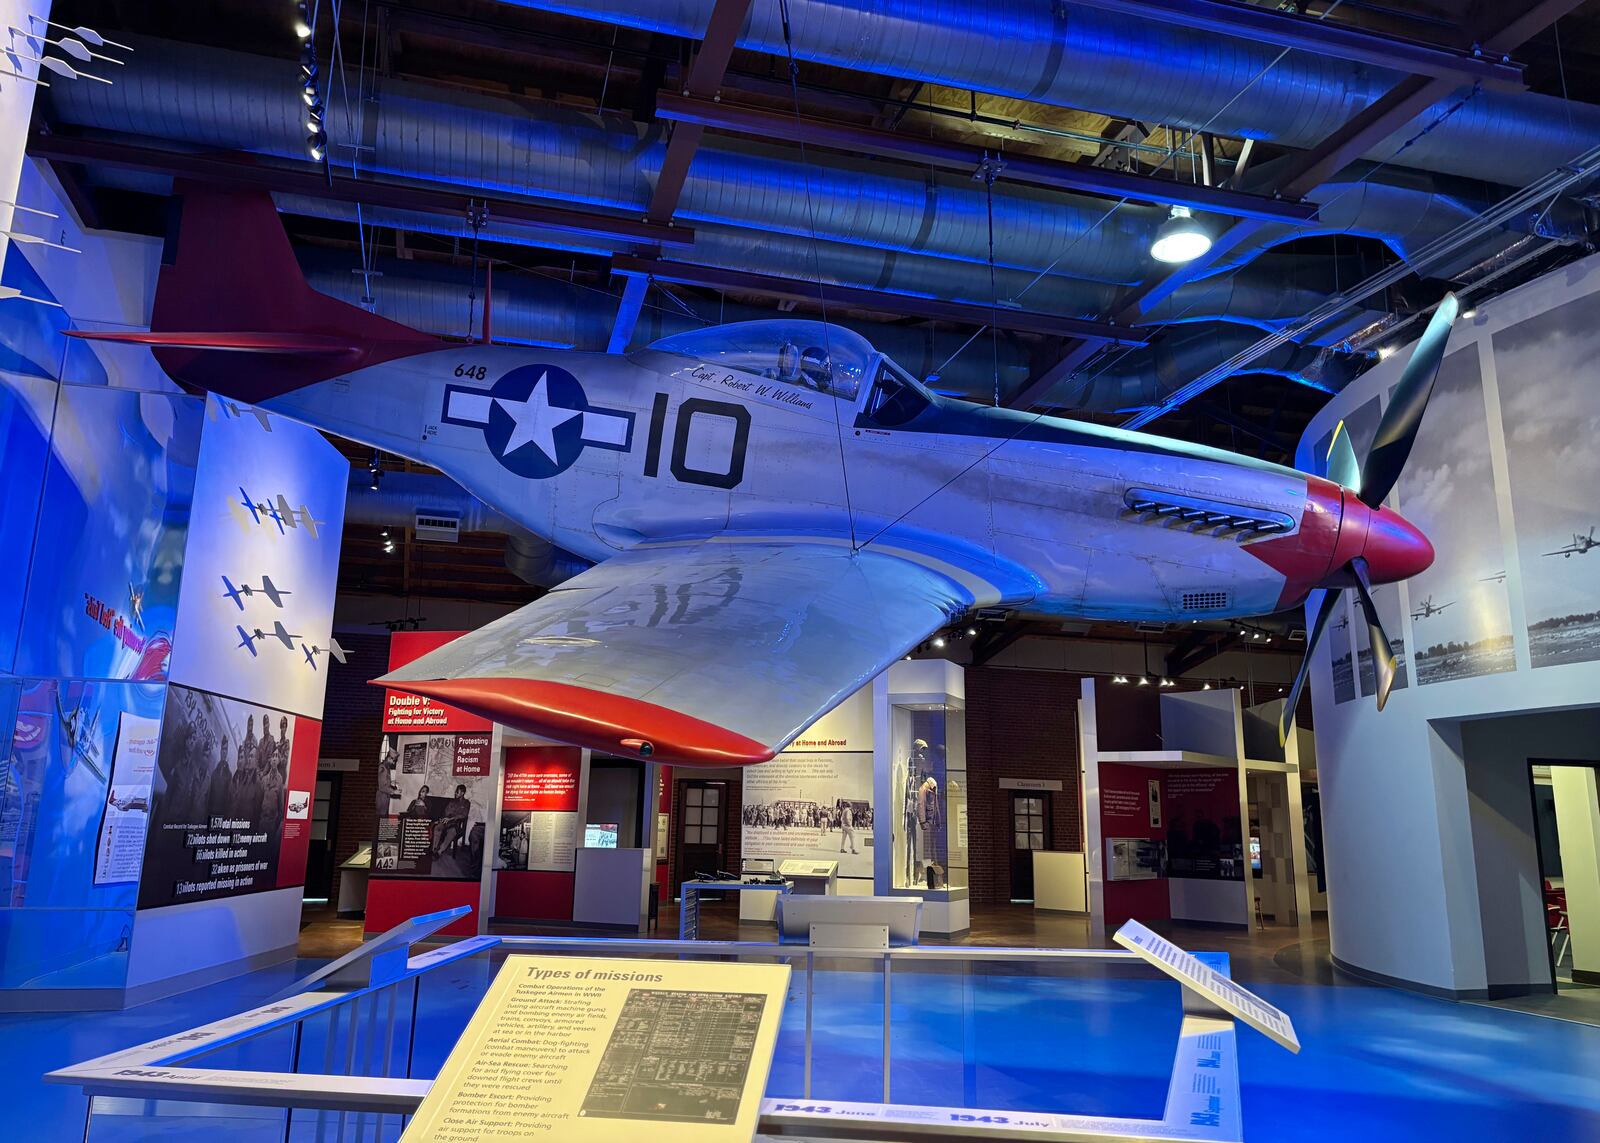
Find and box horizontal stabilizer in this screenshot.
[65,329,361,355]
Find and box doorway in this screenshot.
[1529,761,1600,990]
[677,780,727,887]
[1010,791,1049,902]
[304,773,341,902]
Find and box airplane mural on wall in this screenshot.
[74,188,1454,759]
[1544,526,1597,559]
[1410,595,1454,620]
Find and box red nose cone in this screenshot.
[1361,505,1434,584]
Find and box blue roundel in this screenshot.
[482,364,590,479]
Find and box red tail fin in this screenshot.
[75,183,438,402]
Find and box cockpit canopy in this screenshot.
[643,320,876,402]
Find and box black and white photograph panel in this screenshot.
[1395,347,1515,684]
[1495,289,1600,668]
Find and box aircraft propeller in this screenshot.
[1279,293,1459,743]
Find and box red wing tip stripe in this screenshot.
[370,677,775,767]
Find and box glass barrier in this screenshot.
[74,937,1214,1142]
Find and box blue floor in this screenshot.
[6,947,1600,1141]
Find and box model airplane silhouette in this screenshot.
[236,486,321,539]
[221,574,292,609]
[1480,570,1507,583]
[300,638,348,669]
[1544,527,1597,559]
[254,620,302,650]
[235,624,259,657]
[1410,595,1453,620]
[210,396,273,431]
[73,187,1454,757]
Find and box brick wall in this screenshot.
[965,667,1084,905]
[319,632,391,869]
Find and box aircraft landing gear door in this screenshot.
[1010,792,1049,902]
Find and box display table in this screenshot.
[336,845,372,918]
[574,847,652,932]
[1033,850,1088,913]
[679,880,789,940]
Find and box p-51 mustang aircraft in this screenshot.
[1544,527,1597,559]
[75,188,1452,758]
[1410,595,1453,620]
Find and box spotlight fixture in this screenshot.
[308,129,327,161]
[1159,678,1175,688]
[932,636,946,649]
[368,452,382,490]
[966,627,977,637]
[293,1,313,40]
[1111,675,1128,684]
[1203,682,1212,690]
[1150,205,1211,264]
[1377,344,1396,360]
[1138,675,1150,686]
[1461,308,1477,319]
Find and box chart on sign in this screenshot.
[580,989,769,1124]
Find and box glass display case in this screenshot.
[874,660,969,933]
[888,705,968,895]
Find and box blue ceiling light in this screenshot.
[1150,205,1212,264]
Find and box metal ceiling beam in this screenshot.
[1013,0,1588,420]
[644,0,752,223]
[610,0,753,353]
[610,255,1150,342]
[27,132,694,249]
[654,92,1319,224]
[1063,0,1524,89]
[1166,629,1239,678]
[1006,339,1106,409]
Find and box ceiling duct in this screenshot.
[40,32,1591,410]
[503,0,1600,188]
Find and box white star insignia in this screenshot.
[496,372,582,463]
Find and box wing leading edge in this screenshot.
[375,540,986,766]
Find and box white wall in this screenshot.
[1301,253,1600,996]
[0,3,50,267]
[126,887,304,997]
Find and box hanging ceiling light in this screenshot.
[1150,205,1212,264]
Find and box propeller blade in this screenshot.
[1324,420,1362,492]
[1360,293,1459,508]
[1349,557,1397,711]
[1279,588,1345,745]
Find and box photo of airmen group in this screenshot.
[741,752,874,879]
[139,685,298,908]
[373,731,493,880]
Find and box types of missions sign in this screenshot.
[403,955,789,1142]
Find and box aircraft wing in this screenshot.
[376,539,986,765]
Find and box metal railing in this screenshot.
[49,929,1250,1141]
